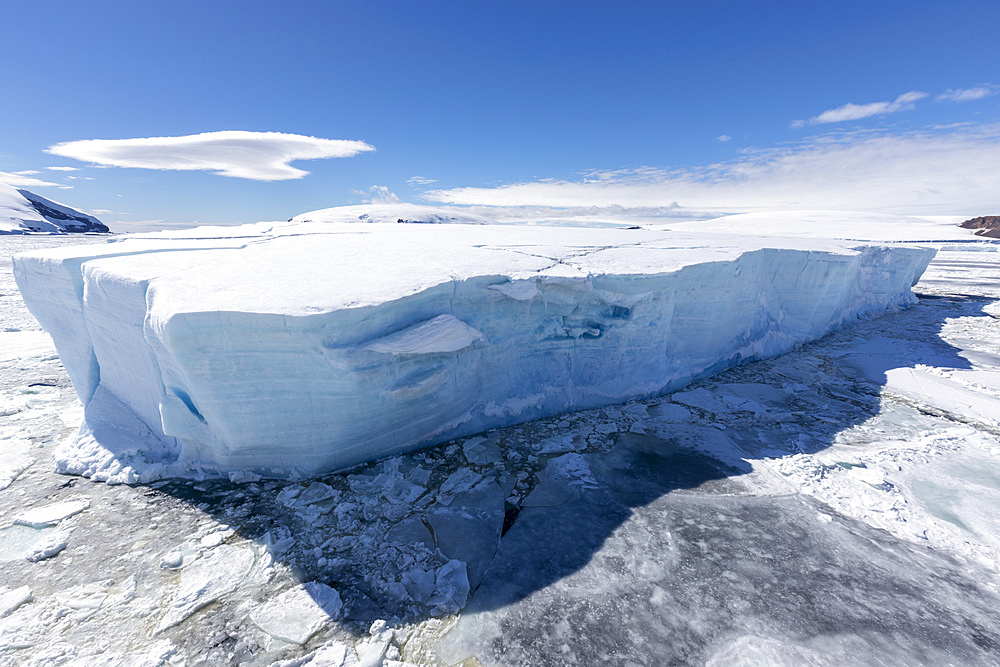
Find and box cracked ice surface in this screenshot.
[13,221,933,479]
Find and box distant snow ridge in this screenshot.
[0,183,109,234]
[290,203,494,225]
[13,216,935,481]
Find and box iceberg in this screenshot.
[12,213,935,479]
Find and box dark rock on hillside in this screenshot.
[960,216,1000,239]
[18,189,109,233]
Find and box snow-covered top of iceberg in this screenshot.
[289,203,495,226]
[66,222,865,319]
[15,214,937,479]
[648,210,977,243]
[0,183,109,234]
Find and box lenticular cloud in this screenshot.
[46,130,375,181]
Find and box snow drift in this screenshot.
[0,184,109,234]
[13,213,935,480]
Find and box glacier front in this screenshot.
[13,217,935,480]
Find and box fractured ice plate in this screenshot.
[13,218,935,479]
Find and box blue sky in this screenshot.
[1,1,998,229]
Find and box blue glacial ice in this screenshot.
[12,212,935,480]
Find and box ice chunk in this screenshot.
[14,499,89,527]
[55,580,111,620]
[13,219,935,479]
[0,438,34,490]
[298,481,338,505]
[250,581,342,645]
[156,545,255,631]
[427,480,505,590]
[426,559,470,615]
[462,436,502,465]
[26,529,70,562]
[0,586,31,618]
[272,640,359,666]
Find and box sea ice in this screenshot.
[156,544,255,631]
[13,499,89,527]
[26,529,71,562]
[249,582,343,645]
[13,214,936,478]
[0,586,31,618]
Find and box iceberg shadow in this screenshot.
[145,292,1000,663]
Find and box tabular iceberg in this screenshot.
[13,216,935,480]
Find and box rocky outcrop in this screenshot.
[960,216,1000,239]
[0,184,109,234]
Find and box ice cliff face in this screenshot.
[0,184,109,234]
[13,218,935,480]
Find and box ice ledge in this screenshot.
[13,221,936,481]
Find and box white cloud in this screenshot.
[716,135,732,143]
[427,124,1000,215]
[0,170,66,188]
[353,185,400,204]
[407,176,438,186]
[45,166,78,171]
[936,84,999,103]
[13,170,41,176]
[46,130,375,181]
[793,91,927,126]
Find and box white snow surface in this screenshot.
[13,212,936,479]
[289,203,495,226]
[650,209,974,242]
[0,184,108,234]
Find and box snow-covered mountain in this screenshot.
[289,203,495,225]
[0,184,109,234]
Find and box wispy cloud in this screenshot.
[792,91,927,127]
[936,84,999,103]
[353,185,400,204]
[13,170,41,176]
[45,166,78,171]
[427,123,1000,215]
[716,135,732,143]
[0,170,67,188]
[46,130,375,181]
[407,176,438,186]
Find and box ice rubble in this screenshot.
[13,213,936,479]
[0,184,109,235]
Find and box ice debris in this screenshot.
[0,586,31,618]
[26,529,71,562]
[250,581,343,645]
[13,499,89,527]
[156,544,255,631]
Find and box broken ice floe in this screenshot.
[13,499,89,527]
[156,545,255,632]
[250,582,342,645]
